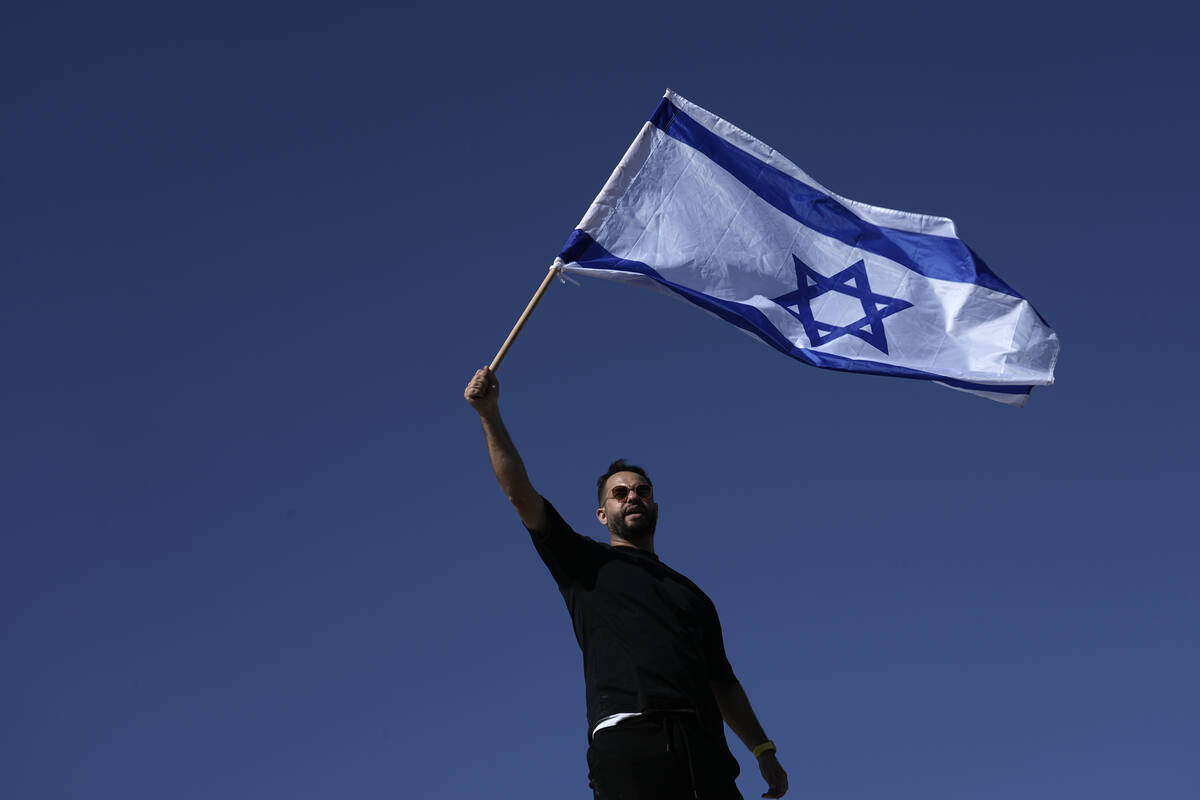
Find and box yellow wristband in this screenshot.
[752,740,776,759]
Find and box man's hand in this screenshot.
[464,367,499,415]
[758,751,788,798]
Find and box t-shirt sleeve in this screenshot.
[704,596,738,685]
[526,498,603,593]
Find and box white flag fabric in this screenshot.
[557,91,1059,405]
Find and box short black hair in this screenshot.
[596,459,652,505]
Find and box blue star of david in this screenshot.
[771,255,913,354]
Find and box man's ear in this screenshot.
[596,506,607,525]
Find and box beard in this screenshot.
[608,504,658,542]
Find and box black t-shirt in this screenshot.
[528,498,738,737]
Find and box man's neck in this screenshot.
[609,533,655,554]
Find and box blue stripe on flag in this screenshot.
[648,97,1020,298]
[559,229,1033,397]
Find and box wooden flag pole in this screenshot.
[489,264,560,372]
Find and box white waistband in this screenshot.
[591,708,695,737]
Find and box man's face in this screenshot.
[596,471,658,543]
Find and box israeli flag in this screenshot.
[557,91,1059,405]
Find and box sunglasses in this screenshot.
[610,484,653,501]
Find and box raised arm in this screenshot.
[711,679,789,798]
[464,367,546,532]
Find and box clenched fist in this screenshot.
[464,367,500,414]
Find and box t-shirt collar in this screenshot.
[612,544,660,562]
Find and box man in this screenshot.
[465,366,789,799]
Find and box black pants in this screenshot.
[586,713,743,800]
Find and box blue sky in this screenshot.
[4,2,1197,798]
